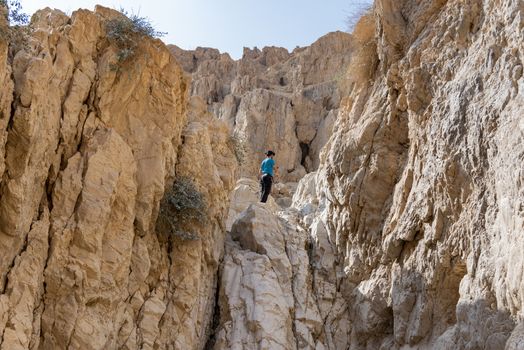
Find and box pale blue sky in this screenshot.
[22,0,372,59]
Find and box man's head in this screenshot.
[265,150,275,158]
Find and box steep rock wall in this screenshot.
[171,32,352,181]
[0,7,236,350]
[305,0,524,348]
[211,0,524,349]
[0,0,523,349]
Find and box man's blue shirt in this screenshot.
[260,158,275,176]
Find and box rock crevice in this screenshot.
[0,0,523,349]
[0,6,236,350]
[208,0,524,349]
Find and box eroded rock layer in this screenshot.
[1,0,523,349]
[170,32,352,181]
[313,0,524,347]
[0,7,236,350]
[212,0,524,349]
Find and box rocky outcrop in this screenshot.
[170,32,352,181]
[1,0,523,349]
[210,177,352,350]
[208,0,524,349]
[155,96,237,349]
[298,0,524,348]
[0,6,236,350]
[215,200,325,350]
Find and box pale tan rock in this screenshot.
[0,5,232,350]
[235,88,303,178]
[1,211,49,350]
[171,31,353,180]
[215,202,325,350]
[1,0,524,349]
[138,295,166,350]
[153,96,237,350]
[225,177,278,231]
[506,323,524,350]
[211,2,524,348]
[0,12,13,184]
[296,0,524,348]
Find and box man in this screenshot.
[259,150,276,203]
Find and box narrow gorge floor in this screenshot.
[209,177,355,350]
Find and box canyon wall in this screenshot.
[170,32,352,181]
[0,6,236,350]
[0,0,523,349]
[296,0,524,348]
[210,0,524,349]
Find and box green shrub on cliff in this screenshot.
[0,0,30,58]
[156,176,207,241]
[106,8,166,67]
[0,0,29,26]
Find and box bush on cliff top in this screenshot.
[106,8,166,68]
[345,1,372,32]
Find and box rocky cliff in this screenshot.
[170,31,353,181]
[211,0,524,349]
[0,0,523,349]
[0,6,236,350]
[311,0,524,347]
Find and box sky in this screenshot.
[21,0,372,59]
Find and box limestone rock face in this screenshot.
[215,203,325,350]
[225,177,279,231]
[212,178,350,350]
[170,31,352,181]
[1,0,524,349]
[155,96,237,350]
[210,0,524,349]
[297,0,524,348]
[0,7,235,350]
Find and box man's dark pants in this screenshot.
[260,174,273,203]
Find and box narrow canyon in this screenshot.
[0,1,523,349]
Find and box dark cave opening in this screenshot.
[300,142,310,170]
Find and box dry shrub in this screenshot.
[0,0,30,58]
[342,12,379,91]
[346,1,373,32]
[227,133,247,165]
[0,0,28,26]
[156,176,207,241]
[106,8,166,69]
